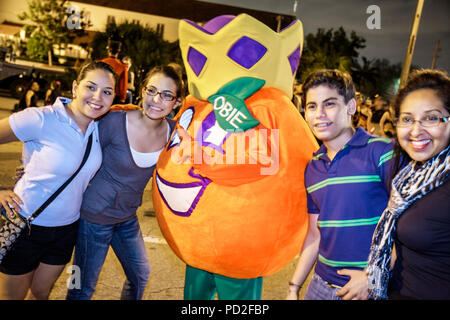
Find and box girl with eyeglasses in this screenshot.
[66,65,184,300]
[336,69,450,300]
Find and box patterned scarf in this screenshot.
[366,144,450,299]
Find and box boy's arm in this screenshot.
[286,213,320,300]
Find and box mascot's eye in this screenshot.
[187,47,207,76]
[168,107,194,149]
[227,36,267,69]
[288,46,301,75]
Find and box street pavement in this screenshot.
[0,95,311,300]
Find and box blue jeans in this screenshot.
[303,273,342,300]
[66,216,150,300]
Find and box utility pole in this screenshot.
[399,0,425,89]
[293,0,299,18]
[431,39,440,69]
[276,15,281,32]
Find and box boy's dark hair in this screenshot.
[301,69,356,107]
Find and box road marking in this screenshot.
[143,235,168,244]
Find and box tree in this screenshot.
[371,58,402,99]
[297,27,401,100]
[352,57,402,99]
[352,56,379,97]
[91,20,183,89]
[18,0,76,66]
[22,37,49,61]
[297,27,366,82]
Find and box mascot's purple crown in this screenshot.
[179,14,304,100]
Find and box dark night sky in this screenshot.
[201,0,449,72]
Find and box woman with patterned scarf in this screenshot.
[336,69,450,300]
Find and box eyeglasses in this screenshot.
[396,112,450,128]
[145,86,176,101]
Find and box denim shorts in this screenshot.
[0,220,79,275]
[304,272,342,300]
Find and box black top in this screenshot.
[371,109,385,123]
[389,179,450,300]
[45,89,61,105]
[18,90,38,110]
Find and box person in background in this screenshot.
[336,69,450,300]
[367,94,389,136]
[16,81,40,111]
[352,92,363,128]
[0,61,116,300]
[44,80,61,106]
[379,104,395,138]
[122,56,135,104]
[355,96,371,130]
[101,39,128,104]
[66,65,184,300]
[286,69,398,300]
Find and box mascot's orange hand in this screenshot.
[171,126,194,165]
[192,125,278,186]
[171,126,212,168]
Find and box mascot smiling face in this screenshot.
[152,14,318,278]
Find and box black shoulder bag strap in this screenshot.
[28,133,93,223]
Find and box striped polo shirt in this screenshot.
[305,127,395,287]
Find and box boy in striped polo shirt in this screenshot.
[287,70,396,300]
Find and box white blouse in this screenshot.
[126,114,170,168]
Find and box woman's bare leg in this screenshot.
[0,270,35,300]
[27,263,65,300]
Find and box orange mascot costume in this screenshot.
[152,14,318,299]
